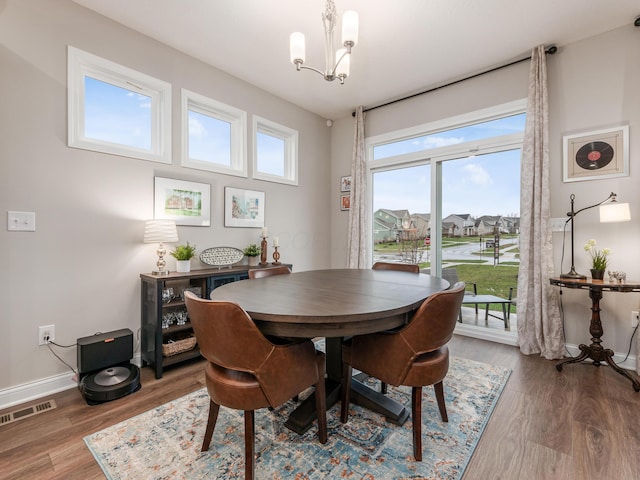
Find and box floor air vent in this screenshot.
[0,399,57,426]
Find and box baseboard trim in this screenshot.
[0,354,143,410]
[0,372,76,411]
[453,325,638,373]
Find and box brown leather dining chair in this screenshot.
[340,282,465,461]
[247,265,292,279]
[184,292,327,479]
[372,261,420,394]
[372,261,420,273]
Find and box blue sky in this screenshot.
[372,115,524,218]
[85,75,521,218]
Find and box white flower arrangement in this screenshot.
[583,239,610,270]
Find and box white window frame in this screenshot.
[252,115,298,186]
[181,89,247,177]
[366,99,527,267]
[67,46,171,164]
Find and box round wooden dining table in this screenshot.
[209,268,450,434]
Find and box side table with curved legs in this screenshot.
[550,277,640,392]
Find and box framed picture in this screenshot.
[340,175,352,192]
[340,194,351,211]
[224,187,265,228]
[563,125,629,182]
[154,177,210,226]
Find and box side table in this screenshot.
[549,277,640,392]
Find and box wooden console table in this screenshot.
[141,264,291,379]
[549,277,640,392]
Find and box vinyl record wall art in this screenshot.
[563,125,629,182]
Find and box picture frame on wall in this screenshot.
[224,187,265,228]
[340,175,352,192]
[154,177,211,226]
[340,194,351,211]
[562,125,629,182]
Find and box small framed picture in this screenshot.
[224,187,265,228]
[154,177,211,226]
[340,194,351,211]
[340,175,352,192]
[562,125,629,182]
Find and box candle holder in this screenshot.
[259,236,268,266]
[272,246,281,265]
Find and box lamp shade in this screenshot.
[290,32,305,64]
[341,10,359,46]
[335,48,350,77]
[599,202,631,223]
[144,219,178,243]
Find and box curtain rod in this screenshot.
[352,45,557,117]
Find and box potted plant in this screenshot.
[170,242,197,273]
[583,238,610,280]
[243,244,261,266]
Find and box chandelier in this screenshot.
[289,0,359,84]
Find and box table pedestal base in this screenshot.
[556,343,640,392]
[283,376,410,435]
[553,283,640,392]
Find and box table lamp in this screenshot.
[561,192,630,279]
[144,219,179,275]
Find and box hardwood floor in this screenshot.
[1,336,639,480]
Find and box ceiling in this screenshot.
[72,0,639,120]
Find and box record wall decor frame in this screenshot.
[154,177,210,226]
[562,125,629,182]
[224,187,265,228]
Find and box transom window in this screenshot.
[181,89,247,177]
[372,112,526,161]
[67,46,171,163]
[253,116,298,186]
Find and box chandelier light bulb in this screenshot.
[290,32,306,65]
[335,48,350,78]
[289,0,358,83]
[341,10,359,48]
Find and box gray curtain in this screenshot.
[347,106,367,268]
[517,46,564,359]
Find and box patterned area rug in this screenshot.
[84,357,510,479]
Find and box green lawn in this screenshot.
[446,264,518,313]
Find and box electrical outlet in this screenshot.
[38,324,55,345]
[632,311,639,328]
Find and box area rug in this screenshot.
[84,357,510,479]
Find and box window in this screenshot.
[253,116,298,185]
[67,46,171,163]
[368,100,526,336]
[181,89,247,177]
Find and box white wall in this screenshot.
[330,25,640,360]
[0,0,331,400]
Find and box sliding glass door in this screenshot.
[368,102,525,337]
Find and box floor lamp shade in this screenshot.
[144,220,178,275]
[599,202,631,223]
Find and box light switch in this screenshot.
[7,211,36,232]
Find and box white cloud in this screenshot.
[419,136,464,149]
[463,163,492,186]
[188,116,208,139]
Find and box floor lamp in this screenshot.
[561,192,631,279]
